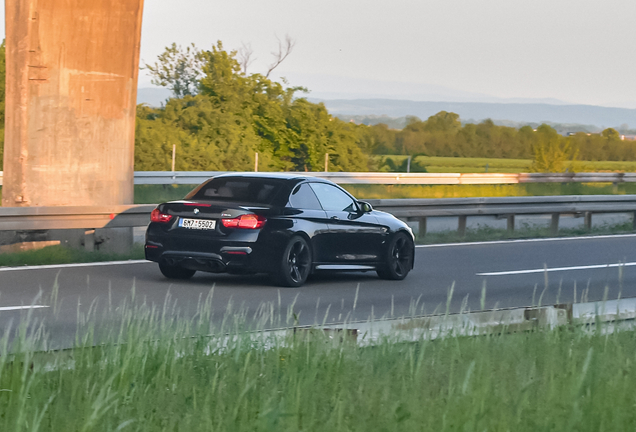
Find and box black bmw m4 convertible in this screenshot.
[145,173,415,287]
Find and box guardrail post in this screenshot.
[550,214,560,236]
[507,215,515,234]
[633,212,636,231]
[417,217,427,238]
[84,229,96,252]
[584,212,592,231]
[458,216,467,237]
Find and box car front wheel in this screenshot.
[274,236,312,287]
[377,232,413,280]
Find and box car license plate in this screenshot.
[179,218,216,230]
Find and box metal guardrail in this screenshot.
[0,195,635,237]
[2,171,636,186]
[366,195,636,236]
[0,204,156,231]
[132,171,636,185]
[366,195,636,217]
[133,171,523,185]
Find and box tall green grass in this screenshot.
[1,291,636,431]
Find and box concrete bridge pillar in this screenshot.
[2,0,144,208]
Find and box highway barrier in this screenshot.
[134,171,636,185]
[1,196,636,241]
[3,171,636,186]
[322,297,636,345]
[200,297,636,348]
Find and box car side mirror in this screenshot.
[359,201,373,213]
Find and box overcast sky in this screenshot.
[3,0,636,107]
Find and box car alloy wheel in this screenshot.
[377,232,413,280]
[276,236,312,287]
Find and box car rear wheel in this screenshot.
[159,262,196,280]
[377,232,413,280]
[274,236,312,287]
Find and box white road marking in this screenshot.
[416,233,636,248]
[0,305,49,311]
[0,260,151,272]
[477,262,636,276]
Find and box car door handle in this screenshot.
[330,216,339,220]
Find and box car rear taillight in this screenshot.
[151,208,173,223]
[221,214,266,229]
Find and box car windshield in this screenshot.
[185,178,284,204]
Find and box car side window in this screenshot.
[309,183,357,212]
[288,183,323,210]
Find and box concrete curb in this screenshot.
[314,298,636,346]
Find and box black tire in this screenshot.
[274,236,312,287]
[377,232,414,280]
[159,262,196,280]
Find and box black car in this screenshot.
[145,173,415,287]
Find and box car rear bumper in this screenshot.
[145,241,272,274]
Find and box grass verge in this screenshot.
[418,221,635,244]
[0,244,145,267]
[1,295,635,431]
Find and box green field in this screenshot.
[2,295,636,431]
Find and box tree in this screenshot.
[422,111,461,133]
[237,42,255,75]
[265,35,295,78]
[144,43,205,99]
[601,128,620,140]
[531,125,577,172]
[135,41,369,173]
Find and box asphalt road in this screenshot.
[1,234,635,347]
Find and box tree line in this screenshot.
[0,40,634,173]
[358,113,636,167]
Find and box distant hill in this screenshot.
[314,98,636,130]
[137,88,636,130]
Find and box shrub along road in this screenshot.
[0,234,635,347]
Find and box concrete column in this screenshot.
[3,0,144,207]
